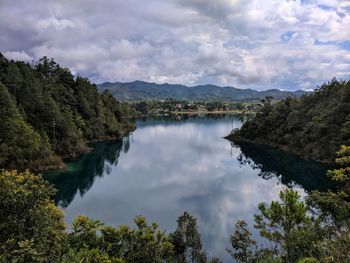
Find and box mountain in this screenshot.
[98,80,308,101]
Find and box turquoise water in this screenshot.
[45,115,333,262]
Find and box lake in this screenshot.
[45,115,333,262]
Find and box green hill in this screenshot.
[98,80,307,101]
[226,79,350,163]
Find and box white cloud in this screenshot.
[3,50,33,62]
[0,0,349,90]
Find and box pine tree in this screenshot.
[0,82,50,169]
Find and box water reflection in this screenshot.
[230,141,335,192]
[136,114,239,127]
[44,137,130,207]
[44,116,332,262]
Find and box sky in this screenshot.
[0,0,350,91]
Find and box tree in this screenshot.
[327,145,350,190]
[170,212,207,263]
[254,189,321,262]
[0,170,177,263]
[0,82,51,169]
[0,52,135,171]
[0,170,66,261]
[67,215,174,263]
[228,79,350,162]
[305,145,350,262]
[228,189,329,263]
[227,220,257,263]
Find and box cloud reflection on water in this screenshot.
[46,116,331,262]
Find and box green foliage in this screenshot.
[9,239,46,263]
[1,170,209,263]
[229,145,350,263]
[0,170,66,262]
[170,211,208,263]
[66,211,219,263]
[231,79,350,162]
[229,189,327,263]
[0,53,135,170]
[65,212,223,263]
[0,82,50,169]
[131,99,259,116]
[255,189,309,242]
[327,145,350,191]
[0,169,221,262]
[305,145,350,262]
[227,220,257,263]
[2,156,350,263]
[297,258,319,263]
[67,215,174,263]
[257,256,283,263]
[254,189,322,262]
[307,145,350,227]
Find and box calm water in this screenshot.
[45,115,333,262]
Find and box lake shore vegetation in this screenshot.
[226,79,350,163]
[0,53,135,172]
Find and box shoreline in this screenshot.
[33,124,136,174]
[170,110,255,115]
[225,133,333,164]
[138,110,256,117]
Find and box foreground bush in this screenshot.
[0,170,65,262]
[0,170,220,263]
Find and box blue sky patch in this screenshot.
[281,31,296,43]
[315,40,350,51]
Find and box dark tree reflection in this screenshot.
[231,140,336,192]
[44,137,130,207]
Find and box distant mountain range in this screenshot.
[98,80,308,101]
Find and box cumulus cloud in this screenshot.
[0,0,349,90]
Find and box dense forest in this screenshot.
[227,79,350,163]
[0,53,135,171]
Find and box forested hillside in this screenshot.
[0,53,135,171]
[227,79,350,163]
[99,80,307,101]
